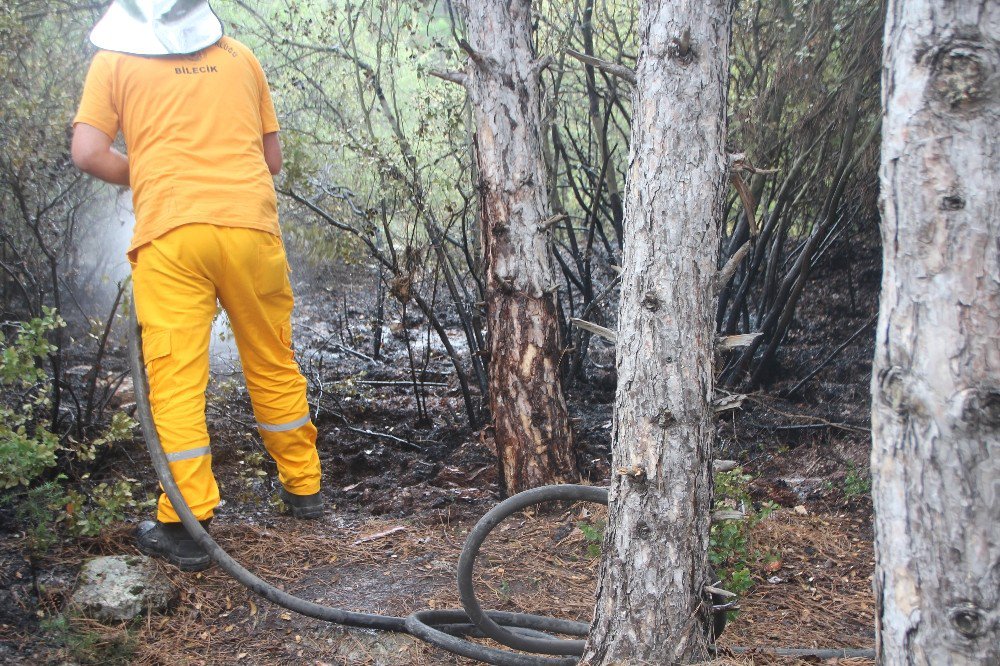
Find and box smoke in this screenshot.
[76,187,133,294]
[78,186,239,367]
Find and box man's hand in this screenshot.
[71,123,130,187]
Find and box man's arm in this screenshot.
[263,131,282,175]
[71,123,129,186]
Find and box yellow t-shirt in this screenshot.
[73,37,281,254]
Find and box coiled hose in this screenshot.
[128,307,872,664]
[129,308,599,665]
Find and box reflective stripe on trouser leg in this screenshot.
[216,228,322,496]
[132,225,224,523]
[165,445,212,462]
[258,417,320,495]
[158,450,218,523]
[257,414,310,432]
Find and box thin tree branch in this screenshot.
[566,48,637,84]
[716,240,752,293]
[428,69,468,86]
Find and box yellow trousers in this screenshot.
[131,223,321,523]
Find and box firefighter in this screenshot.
[71,0,323,571]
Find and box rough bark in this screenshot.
[873,1,1000,663]
[581,1,732,663]
[461,0,578,493]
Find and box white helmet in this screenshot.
[89,0,223,56]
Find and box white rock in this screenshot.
[70,555,175,622]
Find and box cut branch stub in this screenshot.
[565,48,637,85]
[715,240,751,293]
[729,153,779,175]
[570,318,617,343]
[531,54,555,75]
[428,69,468,87]
[704,585,737,599]
[458,38,494,71]
[731,172,759,235]
[537,213,567,231]
[713,394,747,413]
[712,460,739,473]
[711,509,746,523]
[717,332,762,351]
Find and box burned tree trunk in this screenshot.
[581,1,732,663]
[459,0,577,493]
[872,0,1000,663]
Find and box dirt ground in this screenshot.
[0,229,881,664]
[1,496,875,665]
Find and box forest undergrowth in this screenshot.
[0,219,881,665]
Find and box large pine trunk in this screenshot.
[872,1,1000,662]
[462,0,577,493]
[581,1,732,663]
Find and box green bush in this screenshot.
[709,469,777,599]
[64,476,148,537]
[574,468,776,607]
[12,477,151,556]
[843,463,872,498]
[578,518,606,558]
[0,309,64,489]
[39,614,137,665]
[1,310,143,550]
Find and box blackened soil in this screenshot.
[0,218,883,657]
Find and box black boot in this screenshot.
[136,519,213,572]
[279,488,325,519]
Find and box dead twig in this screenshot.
[785,313,877,397]
[570,318,617,343]
[717,333,762,351]
[716,240,751,292]
[565,48,637,84]
[352,526,407,546]
[356,380,448,388]
[746,396,871,433]
[345,425,423,452]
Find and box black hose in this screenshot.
[455,485,606,656]
[128,306,601,664]
[128,307,408,631]
[128,305,873,663]
[406,485,607,665]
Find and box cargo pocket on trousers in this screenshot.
[142,329,171,367]
[255,242,291,297]
[278,322,294,361]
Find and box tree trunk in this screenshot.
[581,2,732,663]
[872,1,1000,663]
[582,0,624,248]
[461,0,578,493]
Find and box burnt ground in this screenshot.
[0,221,882,665]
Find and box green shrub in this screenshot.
[1,310,143,549]
[39,613,137,665]
[843,463,872,498]
[578,518,606,558]
[0,309,64,489]
[0,423,60,489]
[574,468,776,606]
[12,477,151,556]
[709,469,776,600]
[64,477,148,537]
[14,481,68,553]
